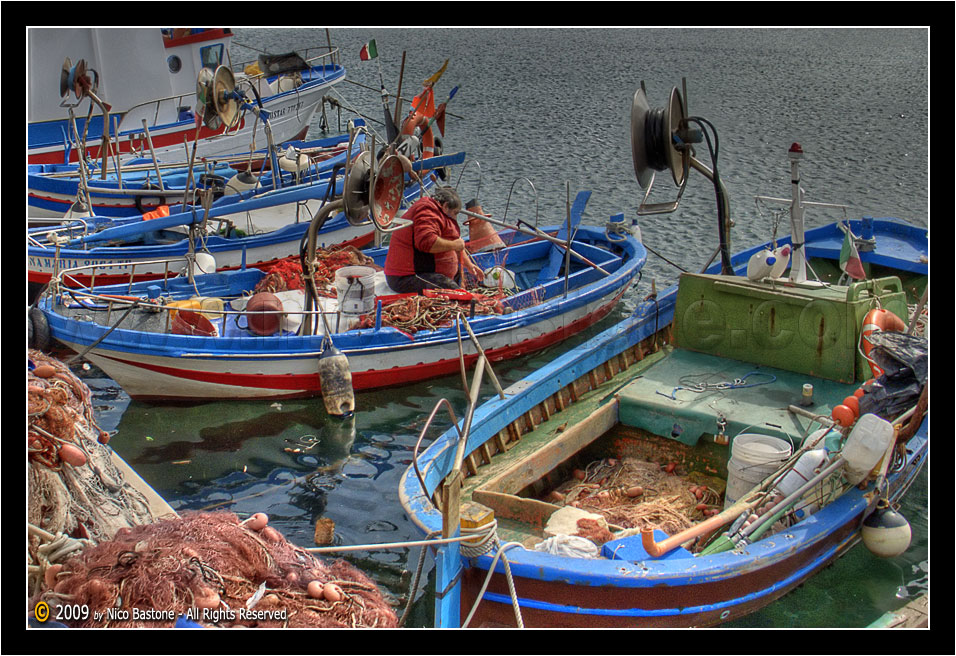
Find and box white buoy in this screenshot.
[746,249,776,281]
[862,499,912,558]
[224,171,259,195]
[768,244,792,278]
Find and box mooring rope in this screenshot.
[304,519,525,628]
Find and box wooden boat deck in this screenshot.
[457,344,673,547]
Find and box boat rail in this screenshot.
[30,219,96,247]
[113,48,340,140]
[43,255,377,337]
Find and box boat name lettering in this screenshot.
[269,101,304,118]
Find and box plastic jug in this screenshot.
[746,249,777,281]
[768,245,791,278]
[841,413,895,485]
[774,448,829,497]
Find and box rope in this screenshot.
[304,518,526,628]
[458,520,525,629]
[657,371,777,401]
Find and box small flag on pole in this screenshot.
[839,224,866,280]
[359,39,378,61]
[423,59,449,86]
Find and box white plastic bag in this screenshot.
[532,534,600,559]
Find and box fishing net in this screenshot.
[252,247,375,296]
[545,457,726,544]
[28,350,165,596]
[352,287,507,334]
[33,511,398,628]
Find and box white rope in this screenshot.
[459,519,525,629]
[304,518,526,628]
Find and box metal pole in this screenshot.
[564,182,572,297]
[140,119,166,191]
[788,145,807,282]
[458,207,610,276]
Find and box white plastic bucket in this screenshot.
[334,266,376,315]
[724,433,792,508]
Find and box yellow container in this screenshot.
[167,299,201,320]
[197,296,224,320]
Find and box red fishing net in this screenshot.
[35,511,399,628]
[252,247,375,296]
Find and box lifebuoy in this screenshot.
[860,308,905,377]
[399,111,435,161]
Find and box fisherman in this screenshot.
[384,186,484,293]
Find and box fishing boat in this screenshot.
[27,120,463,294]
[28,28,344,166]
[398,82,928,628]
[31,143,646,402]
[27,131,357,219]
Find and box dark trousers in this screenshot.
[386,272,460,294]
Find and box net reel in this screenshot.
[59,58,102,105]
[630,79,733,274]
[630,80,697,214]
[195,65,241,131]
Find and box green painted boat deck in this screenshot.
[617,345,859,447]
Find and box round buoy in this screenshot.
[862,499,912,558]
[246,292,283,336]
[224,171,260,195]
[318,344,354,417]
[831,404,855,427]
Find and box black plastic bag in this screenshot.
[857,331,927,420]
[257,52,309,76]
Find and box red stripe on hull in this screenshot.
[96,289,627,400]
[28,233,374,287]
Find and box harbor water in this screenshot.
[71,27,928,628]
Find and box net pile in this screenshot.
[353,287,507,333]
[547,457,725,543]
[252,247,375,296]
[28,350,161,595]
[34,512,399,628]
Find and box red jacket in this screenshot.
[383,197,461,278]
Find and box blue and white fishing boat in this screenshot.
[27,131,357,219]
[28,28,344,166]
[399,82,928,628]
[27,127,460,290]
[31,179,645,402]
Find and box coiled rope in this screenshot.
[305,518,525,628]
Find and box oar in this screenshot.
[65,209,204,246]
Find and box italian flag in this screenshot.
[359,39,378,61]
[839,224,866,280]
